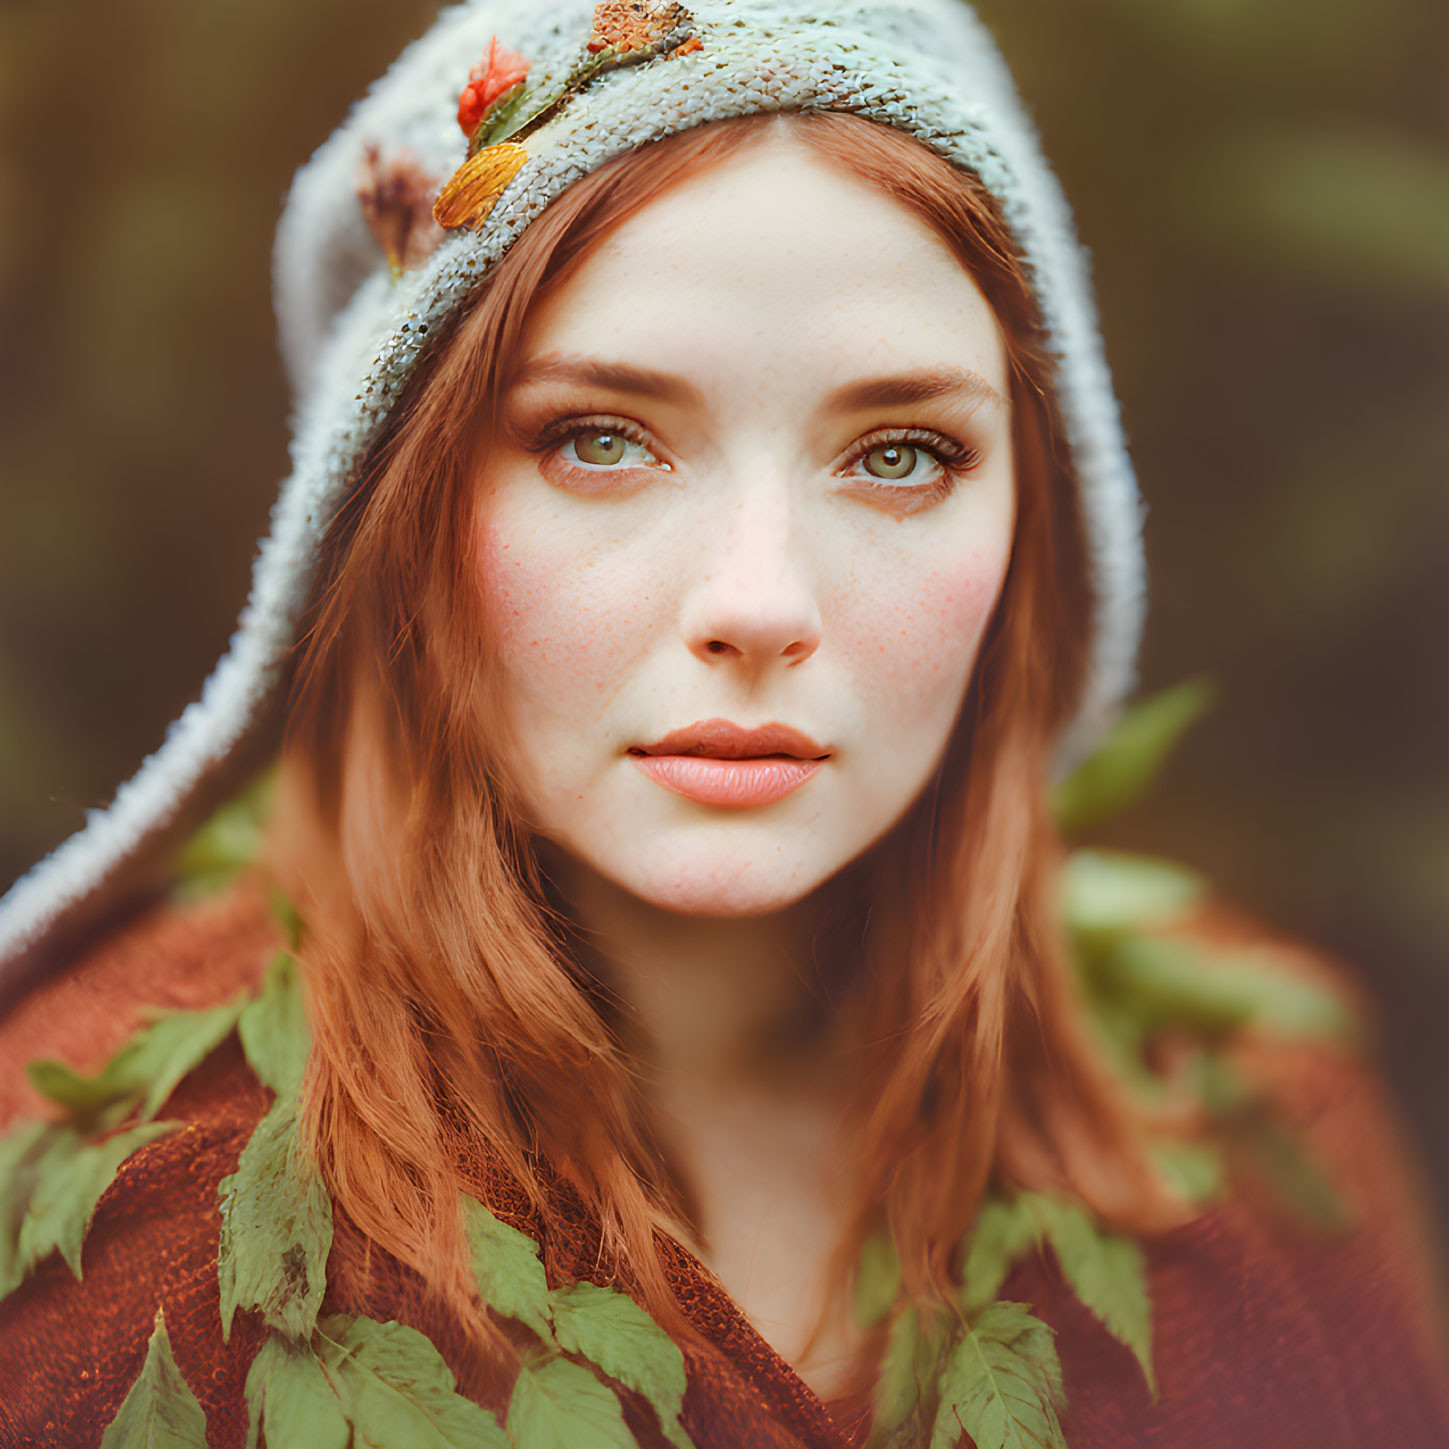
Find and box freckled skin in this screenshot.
[473,135,1015,917]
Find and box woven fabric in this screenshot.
[1,891,1447,1447]
[0,0,1144,981]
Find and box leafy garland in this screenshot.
[1,937,695,1447]
[0,682,1354,1448]
[851,1188,1158,1448]
[844,680,1356,1449]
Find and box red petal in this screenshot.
[457,36,531,136]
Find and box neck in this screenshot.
[543,850,874,1389]
[547,853,860,1091]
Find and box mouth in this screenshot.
[628,718,829,808]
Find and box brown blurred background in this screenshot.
[1,1,1445,1230]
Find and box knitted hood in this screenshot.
[0,0,1145,984]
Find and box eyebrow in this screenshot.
[506,355,1007,415]
[506,355,704,408]
[825,366,1008,414]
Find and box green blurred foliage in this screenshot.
[0,0,1445,1221]
[1052,679,1214,834]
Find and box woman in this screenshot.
[0,1,1444,1445]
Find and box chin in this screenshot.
[592,843,842,919]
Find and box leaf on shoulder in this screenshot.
[218,1092,333,1342]
[243,1334,348,1449]
[551,1279,695,1448]
[315,1313,510,1447]
[27,994,247,1131]
[931,1302,1066,1449]
[99,1308,210,1449]
[508,1354,637,1449]
[464,1193,556,1343]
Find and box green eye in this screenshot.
[864,443,919,480]
[575,431,628,465]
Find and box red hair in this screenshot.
[268,111,1179,1366]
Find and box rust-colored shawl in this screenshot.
[1,888,1446,1447]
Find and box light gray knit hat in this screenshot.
[0,0,1145,983]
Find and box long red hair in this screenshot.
[268,111,1178,1359]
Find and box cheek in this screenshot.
[473,511,661,719]
[831,543,1010,710]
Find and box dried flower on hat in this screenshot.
[355,144,445,279]
[432,141,529,231]
[433,4,703,234]
[588,0,694,56]
[457,37,530,147]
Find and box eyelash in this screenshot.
[531,416,670,493]
[839,427,982,512]
[530,416,981,510]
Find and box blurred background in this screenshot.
[0,0,1444,1228]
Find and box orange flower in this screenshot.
[457,37,530,138]
[432,141,529,231]
[588,0,692,55]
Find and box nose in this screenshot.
[679,491,823,670]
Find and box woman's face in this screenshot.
[473,133,1015,917]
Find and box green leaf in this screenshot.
[871,1305,918,1440]
[269,889,304,951]
[1192,1056,1351,1230]
[1051,679,1213,835]
[0,1119,52,1298]
[868,1303,953,1449]
[1101,936,1355,1041]
[133,1002,249,1121]
[462,1195,554,1343]
[931,1302,1065,1449]
[17,1120,177,1280]
[316,1314,509,1448]
[853,1231,903,1329]
[507,1356,637,1449]
[1002,1308,1064,1408]
[27,996,245,1125]
[1235,1117,1352,1230]
[1027,1197,1155,1397]
[551,1280,693,1446]
[99,1308,209,1448]
[24,1060,123,1116]
[244,1333,349,1449]
[238,953,311,1098]
[1150,1139,1225,1206]
[173,769,276,898]
[475,79,531,148]
[1061,851,1206,936]
[960,1198,1039,1311]
[218,1095,333,1342]
[961,1194,1156,1397]
[1076,997,1173,1107]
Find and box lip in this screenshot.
[629,718,829,809]
[634,719,828,761]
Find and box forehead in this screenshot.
[517,134,1009,398]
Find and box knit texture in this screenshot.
[2,888,1447,1447]
[0,0,1145,983]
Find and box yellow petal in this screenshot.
[432,142,528,230]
